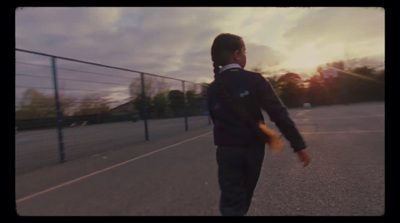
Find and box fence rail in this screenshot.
[15,48,211,173]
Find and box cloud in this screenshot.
[103,8,225,81]
[15,7,226,104]
[16,7,121,39]
[282,7,384,57]
[16,7,125,67]
[16,7,384,88]
[17,7,280,82]
[245,42,286,69]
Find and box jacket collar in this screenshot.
[219,63,242,73]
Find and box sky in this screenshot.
[16,7,385,84]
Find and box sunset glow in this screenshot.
[16,7,384,82]
[280,43,327,70]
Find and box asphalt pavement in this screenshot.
[15,102,385,216]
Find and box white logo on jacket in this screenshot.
[239,90,249,98]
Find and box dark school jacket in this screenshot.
[206,67,307,152]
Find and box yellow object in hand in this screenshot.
[258,122,284,153]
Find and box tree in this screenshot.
[200,83,209,98]
[132,94,153,119]
[376,69,385,83]
[129,75,161,119]
[278,73,305,107]
[129,75,156,99]
[16,88,56,120]
[16,87,78,120]
[73,95,110,116]
[307,75,328,106]
[344,66,384,103]
[186,90,203,116]
[374,69,385,101]
[266,75,281,96]
[59,95,76,116]
[152,92,169,118]
[168,90,184,117]
[351,66,375,79]
[314,63,384,105]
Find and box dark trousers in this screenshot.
[216,144,265,216]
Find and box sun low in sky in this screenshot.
[280,43,326,70]
[16,7,384,83]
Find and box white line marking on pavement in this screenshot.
[16,131,213,204]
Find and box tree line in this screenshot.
[259,63,384,108]
[16,62,385,124]
[15,77,208,122]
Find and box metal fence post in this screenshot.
[182,81,188,131]
[51,57,66,163]
[141,73,149,141]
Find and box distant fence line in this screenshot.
[15,48,211,169]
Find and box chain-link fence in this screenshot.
[15,49,210,174]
